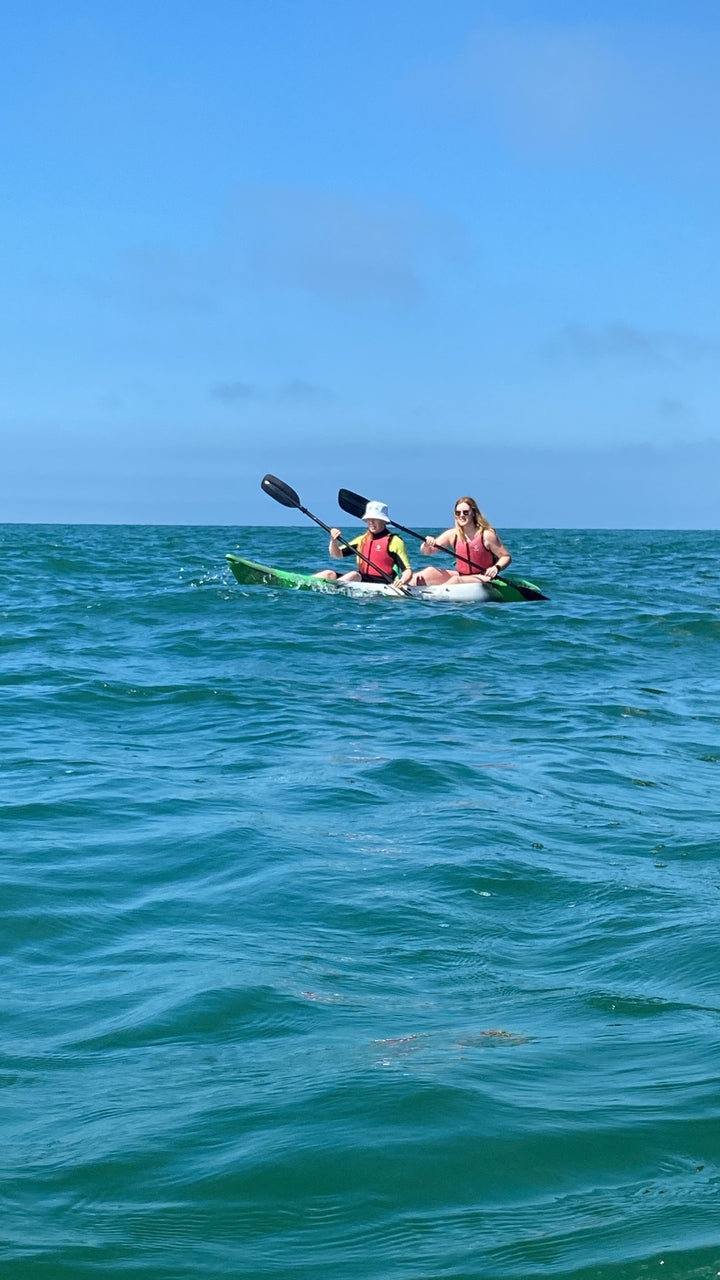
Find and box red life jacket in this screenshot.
[358,531,396,581]
[454,531,495,575]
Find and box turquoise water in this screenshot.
[3,524,720,1280]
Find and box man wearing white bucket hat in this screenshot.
[313,500,412,587]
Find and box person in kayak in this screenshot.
[409,496,511,586]
[313,500,413,587]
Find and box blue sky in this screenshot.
[2,0,719,527]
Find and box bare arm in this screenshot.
[328,528,345,560]
[421,528,455,556]
[390,536,413,586]
[482,528,511,580]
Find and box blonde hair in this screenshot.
[454,496,491,541]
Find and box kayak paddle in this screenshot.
[261,475,414,598]
[337,487,548,600]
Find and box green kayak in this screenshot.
[226,555,547,603]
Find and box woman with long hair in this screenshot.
[410,496,511,586]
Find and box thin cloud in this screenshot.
[278,379,333,405]
[426,18,720,156]
[544,323,720,369]
[545,323,669,367]
[211,381,259,404]
[658,397,691,421]
[450,21,624,149]
[228,185,471,307]
[86,188,470,319]
[210,378,333,407]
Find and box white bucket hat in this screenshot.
[362,500,390,522]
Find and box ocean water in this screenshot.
[2,523,719,1280]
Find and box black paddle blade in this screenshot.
[337,487,368,519]
[261,474,301,509]
[489,577,549,602]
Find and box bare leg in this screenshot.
[312,569,363,583]
[409,566,454,586]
